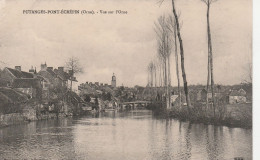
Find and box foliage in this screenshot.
[84,94,91,102]
[151,103,252,129]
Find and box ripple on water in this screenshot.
[0,111,252,160]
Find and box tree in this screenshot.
[65,56,83,91]
[201,0,218,115]
[147,61,156,87]
[94,96,99,110]
[154,15,172,108]
[171,0,191,109]
[168,15,181,107]
[84,95,91,102]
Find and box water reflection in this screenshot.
[0,110,252,160]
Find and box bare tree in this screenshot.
[171,0,191,109]
[65,56,83,91]
[153,61,157,87]
[147,61,156,87]
[155,15,172,108]
[168,15,182,107]
[201,0,218,115]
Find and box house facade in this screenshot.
[228,89,247,104]
[12,78,42,99]
[0,67,34,86]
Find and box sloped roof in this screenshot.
[21,71,34,78]
[171,95,179,102]
[36,75,48,82]
[102,86,114,93]
[80,83,97,95]
[54,69,70,81]
[68,91,84,103]
[0,87,28,103]
[6,67,34,78]
[229,90,245,96]
[46,68,57,77]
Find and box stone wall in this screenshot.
[0,113,25,127]
[0,103,72,128]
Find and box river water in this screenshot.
[0,110,252,160]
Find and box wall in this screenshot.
[0,113,25,127]
[229,96,247,104]
[0,68,14,85]
[15,88,36,98]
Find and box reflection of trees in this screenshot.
[163,119,172,159]
[184,123,192,160]
[205,126,225,160]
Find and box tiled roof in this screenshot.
[0,87,28,103]
[69,91,84,103]
[6,67,34,78]
[54,69,70,81]
[46,68,57,77]
[229,90,245,96]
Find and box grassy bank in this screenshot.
[150,103,252,129]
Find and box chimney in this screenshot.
[29,66,34,73]
[47,67,53,70]
[58,67,64,72]
[15,66,21,71]
[85,82,88,84]
[41,62,47,70]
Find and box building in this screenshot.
[0,66,34,85]
[54,67,70,87]
[111,73,116,88]
[228,89,247,104]
[196,89,207,101]
[12,78,42,99]
[196,88,221,102]
[37,63,69,88]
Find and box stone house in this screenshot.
[54,67,70,87]
[196,88,221,102]
[12,78,42,99]
[0,66,34,86]
[228,89,247,104]
[196,89,207,102]
[37,63,70,89]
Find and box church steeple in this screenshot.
[111,73,116,88]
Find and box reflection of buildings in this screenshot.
[111,73,116,88]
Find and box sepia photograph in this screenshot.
[0,0,254,159]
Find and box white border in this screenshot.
[253,0,259,159]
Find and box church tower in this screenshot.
[111,73,116,88]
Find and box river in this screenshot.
[0,110,252,160]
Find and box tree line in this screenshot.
[147,0,219,113]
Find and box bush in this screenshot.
[152,102,252,128]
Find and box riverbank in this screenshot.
[151,103,252,129]
[0,107,72,128]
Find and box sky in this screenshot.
[0,0,252,87]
